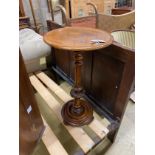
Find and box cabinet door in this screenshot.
[91,49,124,115]
[90,44,134,119]
[54,49,70,76]
[19,51,44,155]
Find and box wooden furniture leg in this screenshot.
[61,52,94,126]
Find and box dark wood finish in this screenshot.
[44,27,113,126]
[61,52,94,126]
[90,50,124,115]
[46,20,93,88]
[44,27,113,51]
[46,20,134,123]
[47,20,63,30]
[46,20,70,77]
[90,44,134,119]
[19,51,45,155]
[112,7,134,15]
[70,52,93,92]
[54,49,70,76]
[69,44,135,121]
[53,44,134,121]
[107,120,119,142]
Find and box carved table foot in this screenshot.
[61,99,94,126]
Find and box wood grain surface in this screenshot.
[44,27,113,51]
[41,116,68,155]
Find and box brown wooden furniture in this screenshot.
[19,50,45,155]
[47,4,135,33]
[112,6,134,15]
[50,42,135,118]
[19,0,41,33]
[19,0,25,17]
[44,27,113,126]
[46,20,134,142]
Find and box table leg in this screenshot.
[61,52,94,126]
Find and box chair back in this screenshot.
[97,11,135,32]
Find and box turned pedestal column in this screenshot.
[61,51,94,126]
[44,27,113,126]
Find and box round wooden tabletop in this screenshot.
[44,27,113,51]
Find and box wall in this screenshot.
[70,0,105,18]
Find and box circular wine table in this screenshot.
[44,27,113,127]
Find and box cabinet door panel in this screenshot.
[54,49,70,76]
[91,51,124,114]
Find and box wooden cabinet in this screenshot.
[51,44,134,120]
[90,45,134,117]
[48,20,134,121]
[90,50,124,114]
[53,49,70,76]
[19,51,45,155]
[47,22,134,123]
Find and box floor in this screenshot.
[105,100,135,155]
[60,81,135,155]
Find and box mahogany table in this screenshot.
[44,27,113,126]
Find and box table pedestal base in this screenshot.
[61,99,94,127]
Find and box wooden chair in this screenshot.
[19,0,42,33]
[97,11,135,32]
[47,4,135,33]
